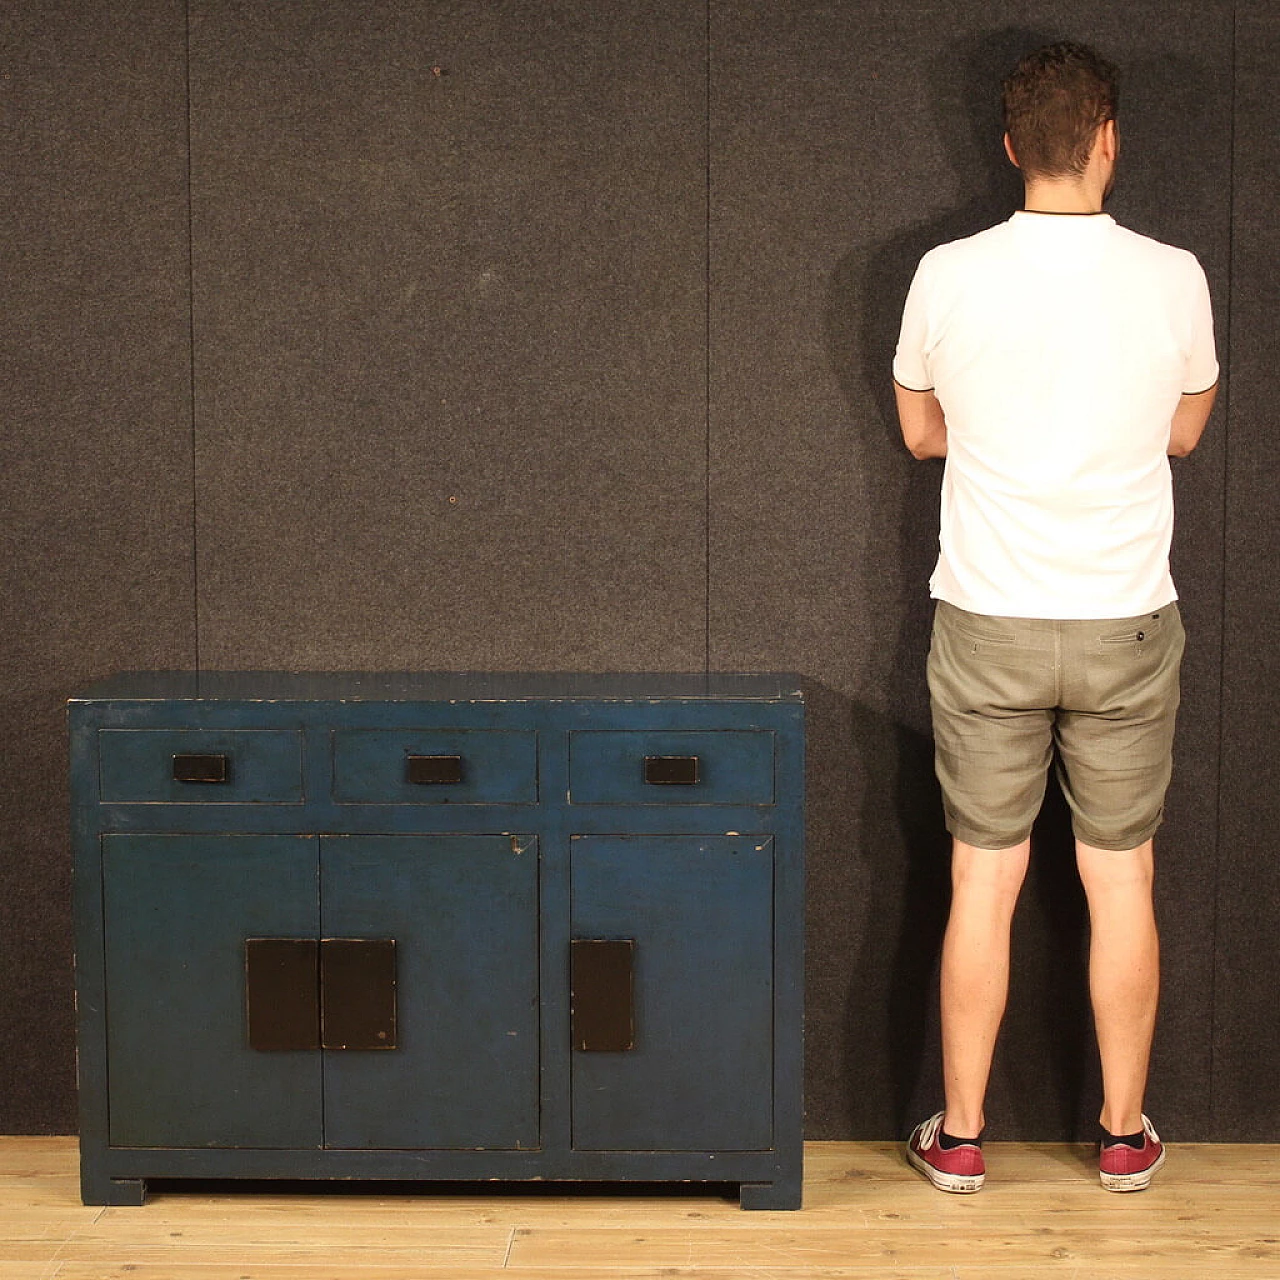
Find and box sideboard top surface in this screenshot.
[70,671,805,705]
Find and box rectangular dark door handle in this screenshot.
[571,938,635,1052]
[320,938,397,1050]
[173,753,230,783]
[405,754,465,785]
[644,755,699,785]
[245,938,320,1051]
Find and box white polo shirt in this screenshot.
[893,211,1218,620]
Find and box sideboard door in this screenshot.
[569,835,774,1153]
[101,834,322,1149]
[319,835,541,1151]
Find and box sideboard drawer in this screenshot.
[331,729,538,804]
[568,731,775,805]
[98,730,303,804]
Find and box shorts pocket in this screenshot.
[943,607,1017,645]
[957,626,1016,646]
[1100,615,1164,645]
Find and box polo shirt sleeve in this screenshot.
[1183,258,1219,394]
[892,255,934,392]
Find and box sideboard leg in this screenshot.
[105,1178,148,1206]
[80,1166,148,1206]
[739,1177,802,1211]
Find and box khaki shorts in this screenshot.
[927,599,1185,851]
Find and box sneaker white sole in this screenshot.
[1099,1146,1166,1192]
[907,1144,985,1193]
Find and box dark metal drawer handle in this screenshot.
[321,938,398,1051]
[245,938,319,1051]
[571,938,635,1052]
[405,754,464,785]
[644,755,700,785]
[245,937,397,1052]
[172,753,229,784]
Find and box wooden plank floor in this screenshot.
[2,1137,1278,1279]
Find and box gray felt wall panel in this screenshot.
[0,0,1272,1142]
[1215,3,1280,1142]
[0,2,194,1131]
[708,1,1232,1140]
[189,2,707,672]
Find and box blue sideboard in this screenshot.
[69,672,805,1209]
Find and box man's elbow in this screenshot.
[903,432,946,460]
[1168,385,1217,458]
[1168,421,1208,457]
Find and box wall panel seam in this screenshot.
[703,0,712,674]
[1208,0,1240,1140]
[184,0,201,673]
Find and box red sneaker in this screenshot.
[907,1112,985,1193]
[1099,1115,1165,1192]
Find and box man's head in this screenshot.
[1002,42,1118,182]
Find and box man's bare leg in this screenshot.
[1076,838,1159,1136]
[940,837,1032,1139]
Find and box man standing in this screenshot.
[893,42,1217,1194]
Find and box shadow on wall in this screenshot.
[819,26,1096,1139]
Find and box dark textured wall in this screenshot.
[1,3,195,1133]
[189,2,708,672]
[1216,1,1280,1142]
[1,0,1273,1143]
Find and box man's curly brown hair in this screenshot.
[1002,42,1118,180]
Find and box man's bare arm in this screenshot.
[895,380,948,459]
[1168,381,1217,457]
